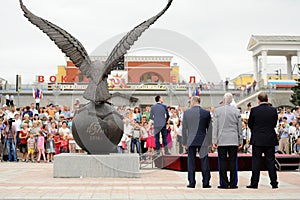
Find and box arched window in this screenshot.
[140,72,164,83]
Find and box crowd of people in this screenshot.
[0,99,81,162]
[116,102,185,156]
[238,104,300,155]
[0,93,300,164]
[116,100,300,158]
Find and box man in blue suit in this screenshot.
[150,96,170,155]
[182,96,211,188]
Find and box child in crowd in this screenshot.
[60,135,69,153]
[131,122,141,154]
[26,133,35,162]
[68,132,76,153]
[166,120,173,154]
[37,131,47,163]
[46,134,55,162]
[54,132,61,155]
[176,118,184,154]
[117,132,129,153]
[146,120,155,154]
[19,123,29,162]
[140,122,148,154]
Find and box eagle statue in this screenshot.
[20,0,173,154]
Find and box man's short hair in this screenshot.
[155,96,161,103]
[191,96,201,104]
[223,93,233,104]
[258,92,268,102]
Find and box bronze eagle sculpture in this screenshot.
[20,0,173,154]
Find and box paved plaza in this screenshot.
[0,162,299,200]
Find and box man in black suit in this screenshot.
[247,93,278,189]
[182,96,211,188]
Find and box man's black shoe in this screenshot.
[203,185,211,188]
[187,185,195,188]
[229,186,238,189]
[217,186,229,189]
[246,185,258,189]
[272,185,278,189]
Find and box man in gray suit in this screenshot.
[212,93,242,189]
[182,96,211,188]
[150,96,170,155]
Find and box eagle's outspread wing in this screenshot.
[101,0,173,83]
[19,0,95,81]
[20,0,173,103]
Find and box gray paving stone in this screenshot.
[0,162,299,200]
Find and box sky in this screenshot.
[1,0,300,84]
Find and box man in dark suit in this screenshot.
[247,92,279,189]
[182,96,211,188]
[150,96,170,155]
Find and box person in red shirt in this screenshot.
[60,135,69,153]
[19,123,29,162]
[54,132,61,155]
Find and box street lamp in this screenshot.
[166,83,173,106]
[167,82,179,106]
[52,79,61,105]
[275,69,282,80]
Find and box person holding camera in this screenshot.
[278,122,290,154]
[4,119,17,162]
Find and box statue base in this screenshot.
[53,153,140,178]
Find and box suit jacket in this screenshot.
[212,104,242,146]
[182,106,211,147]
[248,103,278,146]
[150,103,169,128]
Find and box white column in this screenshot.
[261,50,268,87]
[286,55,292,80]
[253,56,258,88]
[297,51,300,79]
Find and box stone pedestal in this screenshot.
[53,153,140,178]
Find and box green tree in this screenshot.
[291,68,300,105]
